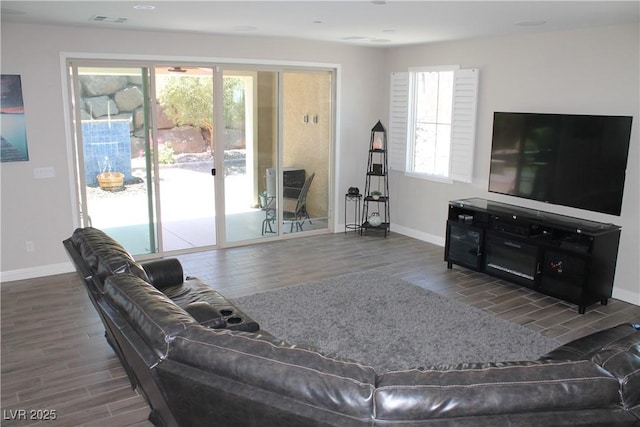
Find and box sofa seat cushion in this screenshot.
[71,227,149,287]
[104,273,197,360]
[169,326,376,419]
[374,360,620,421]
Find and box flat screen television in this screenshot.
[488,112,633,216]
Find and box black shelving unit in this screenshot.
[361,121,390,237]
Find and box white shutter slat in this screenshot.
[388,72,409,172]
[449,69,479,183]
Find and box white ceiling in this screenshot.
[2,1,638,47]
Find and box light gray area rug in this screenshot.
[232,271,560,372]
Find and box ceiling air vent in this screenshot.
[90,15,128,24]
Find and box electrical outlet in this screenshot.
[26,241,35,252]
[33,167,56,179]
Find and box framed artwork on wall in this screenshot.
[1,74,29,162]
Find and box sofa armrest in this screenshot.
[104,273,197,360]
[184,302,226,329]
[166,277,260,333]
[142,258,184,290]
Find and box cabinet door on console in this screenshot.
[539,250,589,303]
[446,221,484,271]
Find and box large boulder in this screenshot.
[80,75,128,97]
[130,136,146,159]
[84,96,119,118]
[156,126,208,154]
[114,86,143,112]
[155,103,175,129]
[133,107,145,130]
[128,76,143,86]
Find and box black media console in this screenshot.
[445,198,621,314]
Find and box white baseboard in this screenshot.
[334,222,445,247]
[0,262,75,285]
[389,223,446,247]
[612,287,640,306]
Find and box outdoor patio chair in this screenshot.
[283,172,315,232]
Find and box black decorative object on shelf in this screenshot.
[361,120,390,237]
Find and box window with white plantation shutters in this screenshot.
[449,69,479,183]
[389,67,479,183]
[388,72,409,172]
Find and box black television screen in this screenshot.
[488,112,632,216]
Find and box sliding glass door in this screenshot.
[69,60,334,256]
[221,68,332,243]
[70,65,157,254]
[223,70,279,243]
[281,70,331,234]
[154,66,216,251]
[70,63,218,255]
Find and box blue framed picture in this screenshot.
[1,74,29,162]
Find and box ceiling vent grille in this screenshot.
[90,15,128,24]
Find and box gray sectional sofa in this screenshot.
[64,227,640,426]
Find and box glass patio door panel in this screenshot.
[155,66,216,251]
[71,63,218,255]
[224,70,279,243]
[281,71,332,234]
[221,68,332,242]
[73,66,157,255]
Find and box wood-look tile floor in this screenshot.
[2,232,639,426]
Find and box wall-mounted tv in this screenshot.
[488,112,633,216]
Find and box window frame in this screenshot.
[406,65,459,183]
[389,66,479,184]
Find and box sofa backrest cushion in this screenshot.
[168,326,376,419]
[541,323,640,412]
[71,227,149,287]
[104,274,197,360]
[71,227,127,270]
[542,323,639,361]
[374,360,620,421]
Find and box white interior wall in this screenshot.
[382,24,639,304]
